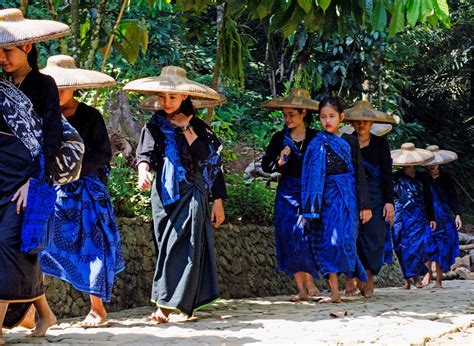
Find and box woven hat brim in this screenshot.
[123,76,219,100]
[0,19,70,48]
[140,95,226,111]
[344,108,397,124]
[261,96,320,111]
[339,124,393,137]
[40,66,116,89]
[391,148,435,166]
[422,150,458,166]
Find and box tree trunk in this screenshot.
[46,0,69,54]
[106,91,141,143]
[70,0,81,64]
[85,0,107,70]
[20,0,28,17]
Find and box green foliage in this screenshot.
[224,173,275,226]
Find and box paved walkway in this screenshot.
[5,280,474,345]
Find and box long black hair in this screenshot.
[318,95,346,114]
[177,96,196,117]
[17,44,39,71]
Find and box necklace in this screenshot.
[13,67,32,89]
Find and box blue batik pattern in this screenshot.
[282,126,304,161]
[40,174,125,302]
[383,222,394,265]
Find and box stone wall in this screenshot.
[45,218,403,318]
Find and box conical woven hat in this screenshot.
[0,8,70,48]
[140,93,226,111]
[422,145,458,165]
[344,101,397,124]
[40,55,115,89]
[261,88,319,111]
[123,66,219,100]
[339,123,393,137]
[391,143,435,166]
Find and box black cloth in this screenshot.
[66,102,112,182]
[429,170,461,216]
[136,113,227,200]
[394,170,435,222]
[0,113,12,134]
[18,70,63,160]
[261,128,318,178]
[359,134,394,204]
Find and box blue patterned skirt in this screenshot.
[40,175,125,302]
[382,222,394,265]
[274,176,318,278]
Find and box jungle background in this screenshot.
[4,0,473,225]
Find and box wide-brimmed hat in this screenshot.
[261,88,320,111]
[391,143,435,166]
[140,93,226,111]
[40,55,115,89]
[344,101,397,124]
[422,145,458,166]
[339,123,393,137]
[123,66,220,100]
[0,8,70,48]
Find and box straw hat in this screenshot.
[422,145,458,166]
[0,8,70,48]
[123,66,220,100]
[40,55,115,89]
[261,88,320,111]
[391,143,435,166]
[140,93,226,111]
[344,101,397,124]
[339,123,393,137]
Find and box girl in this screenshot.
[391,143,437,289]
[345,101,396,298]
[261,88,321,302]
[126,66,226,323]
[301,96,372,303]
[39,55,125,327]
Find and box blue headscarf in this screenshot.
[301,132,353,219]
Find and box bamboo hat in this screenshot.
[261,88,320,111]
[0,8,70,48]
[140,93,226,111]
[40,55,115,89]
[391,143,435,166]
[339,123,393,137]
[422,145,458,166]
[344,100,397,124]
[123,66,220,100]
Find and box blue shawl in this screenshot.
[282,126,304,162]
[301,132,353,219]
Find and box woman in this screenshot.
[423,145,461,288]
[125,66,226,323]
[344,101,396,298]
[261,88,320,302]
[391,143,437,289]
[301,96,372,303]
[39,55,125,326]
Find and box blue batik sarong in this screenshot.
[382,222,394,265]
[40,174,125,302]
[393,176,431,279]
[302,132,367,281]
[427,183,460,272]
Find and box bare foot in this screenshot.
[150,308,171,324]
[318,293,342,304]
[19,305,36,329]
[79,309,107,327]
[415,278,425,289]
[0,332,4,345]
[30,312,57,337]
[433,282,443,289]
[344,278,357,296]
[403,279,411,290]
[288,293,309,302]
[422,271,431,287]
[307,287,321,297]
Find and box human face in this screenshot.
[58,88,75,107]
[353,120,373,137]
[282,107,305,129]
[157,93,188,115]
[427,164,440,176]
[320,105,343,134]
[402,165,415,176]
[0,44,30,74]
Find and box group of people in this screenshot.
[0,7,463,344]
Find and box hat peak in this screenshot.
[426,145,440,152]
[161,66,187,78]
[0,9,23,22]
[401,143,415,151]
[47,55,76,68]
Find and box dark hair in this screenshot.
[319,95,345,114]
[297,108,314,125]
[17,44,39,71]
[178,96,196,116]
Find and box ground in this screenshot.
[4,280,473,345]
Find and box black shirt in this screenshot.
[261,128,318,178]
[66,102,112,179]
[136,113,227,200]
[429,170,461,216]
[358,134,394,204]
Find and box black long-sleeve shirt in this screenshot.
[359,134,394,204]
[430,170,462,216]
[136,113,227,200]
[65,102,112,179]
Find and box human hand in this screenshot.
[430,221,437,231]
[455,215,462,230]
[211,199,225,228]
[12,179,30,214]
[360,209,372,224]
[138,163,153,191]
[278,146,291,166]
[383,203,394,225]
